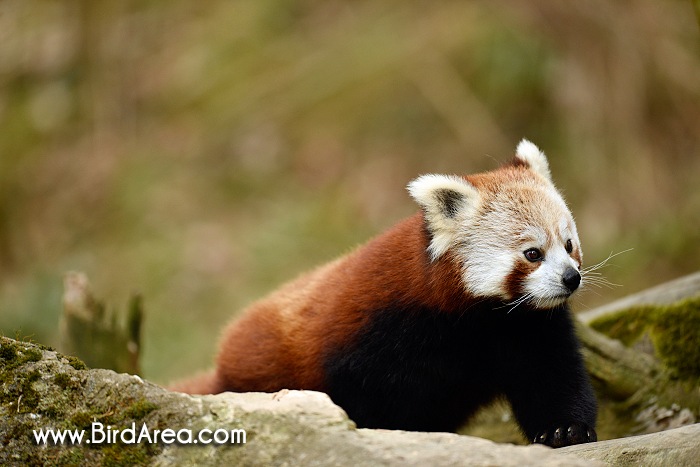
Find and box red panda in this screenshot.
[171,140,597,448]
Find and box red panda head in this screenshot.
[408,140,582,309]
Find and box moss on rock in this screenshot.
[0,336,162,466]
[652,301,700,379]
[589,296,700,437]
[590,296,700,379]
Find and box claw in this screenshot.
[586,428,598,442]
[534,423,596,447]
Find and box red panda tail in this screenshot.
[167,370,221,395]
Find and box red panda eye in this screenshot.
[524,248,543,262]
[565,239,573,254]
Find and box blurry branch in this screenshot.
[60,271,143,374]
[693,0,700,30]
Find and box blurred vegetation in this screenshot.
[0,1,698,384]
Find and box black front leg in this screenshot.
[502,307,597,448]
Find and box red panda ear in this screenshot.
[515,139,552,182]
[407,174,480,261]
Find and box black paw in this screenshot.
[533,422,597,448]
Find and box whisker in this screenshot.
[586,282,619,290]
[579,248,631,296]
[581,274,621,287]
[581,248,633,274]
[590,290,605,298]
[582,275,618,283]
[499,292,535,314]
[511,295,533,313]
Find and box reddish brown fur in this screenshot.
[168,144,599,448]
[504,261,532,299]
[467,159,539,193]
[171,157,572,395]
[172,213,467,394]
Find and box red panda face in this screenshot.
[408,140,582,309]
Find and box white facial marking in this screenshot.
[523,240,577,308]
[409,140,582,309]
[458,205,520,298]
[519,205,582,308]
[460,166,580,306]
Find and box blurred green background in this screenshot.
[1,1,699,384]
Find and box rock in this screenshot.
[4,333,700,466]
[1,336,600,466]
[3,332,699,466]
[634,403,697,434]
[561,423,700,467]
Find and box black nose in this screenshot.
[562,267,581,292]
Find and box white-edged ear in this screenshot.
[515,139,552,181]
[407,174,480,261]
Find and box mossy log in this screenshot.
[583,291,700,437]
[578,272,700,325]
[574,274,700,439]
[59,272,143,375]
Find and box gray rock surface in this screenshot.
[562,423,700,467]
[1,336,598,466]
[2,335,699,466]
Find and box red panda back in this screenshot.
[212,213,466,393]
